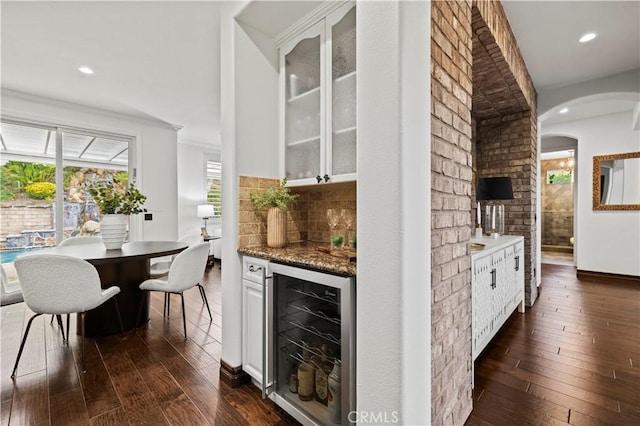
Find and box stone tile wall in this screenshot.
[237,176,356,249]
[296,182,357,245]
[541,159,574,248]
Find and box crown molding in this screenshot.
[1,89,177,130]
[178,136,221,152]
[274,0,350,47]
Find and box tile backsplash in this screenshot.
[238,176,356,248]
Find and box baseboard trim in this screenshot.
[219,360,251,388]
[577,269,640,285]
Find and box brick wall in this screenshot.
[473,0,536,111]
[476,111,538,305]
[432,0,538,424]
[237,176,356,249]
[431,1,474,424]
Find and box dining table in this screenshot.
[25,241,188,337]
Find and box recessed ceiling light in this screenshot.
[559,108,569,114]
[579,33,597,43]
[78,66,94,75]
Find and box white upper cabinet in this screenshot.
[279,2,356,186]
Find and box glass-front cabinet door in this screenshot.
[280,3,356,186]
[281,22,325,185]
[327,3,356,180]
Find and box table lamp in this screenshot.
[197,204,215,228]
[477,177,514,238]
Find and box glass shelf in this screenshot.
[288,86,320,104]
[287,135,320,147]
[334,126,356,136]
[333,70,356,84]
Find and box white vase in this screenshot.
[100,214,127,250]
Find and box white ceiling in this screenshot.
[501,0,640,90]
[1,1,638,146]
[502,0,640,126]
[1,0,221,145]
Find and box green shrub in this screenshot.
[0,188,15,201]
[25,182,56,200]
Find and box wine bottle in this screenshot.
[314,345,331,405]
[327,359,341,423]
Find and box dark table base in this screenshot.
[81,258,151,337]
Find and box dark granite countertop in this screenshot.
[238,242,356,277]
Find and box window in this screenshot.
[546,169,572,184]
[0,119,133,251]
[206,161,222,217]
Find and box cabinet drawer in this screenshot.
[243,256,269,283]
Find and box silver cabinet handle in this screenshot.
[248,265,263,273]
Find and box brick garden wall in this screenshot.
[0,204,53,239]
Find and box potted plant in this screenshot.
[250,178,298,248]
[89,179,147,249]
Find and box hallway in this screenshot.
[541,250,574,267]
[467,264,640,425]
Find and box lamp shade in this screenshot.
[197,204,215,218]
[477,177,514,200]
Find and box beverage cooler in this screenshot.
[264,263,355,425]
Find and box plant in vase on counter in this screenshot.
[89,178,147,249]
[250,178,298,248]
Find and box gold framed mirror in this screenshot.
[593,152,640,210]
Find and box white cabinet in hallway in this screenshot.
[471,235,525,361]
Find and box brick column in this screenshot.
[431,0,538,424]
[431,1,474,424]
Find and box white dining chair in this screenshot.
[4,264,70,342]
[1,264,23,306]
[50,236,103,331]
[12,254,124,378]
[149,234,207,318]
[58,236,103,247]
[149,234,204,278]
[136,242,211,339]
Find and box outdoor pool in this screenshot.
[0,247,48,264]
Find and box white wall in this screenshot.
[543,110,640,276]
[358,1,431,424]
[1,89,179,241]
[220,0,280,370]
[177,141,221,238]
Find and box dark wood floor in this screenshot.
[467,264,640,426]
[2,263,638,425]
[0,265,297,426]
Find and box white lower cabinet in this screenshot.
[242,256,270,383]
[472,236,525,361]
